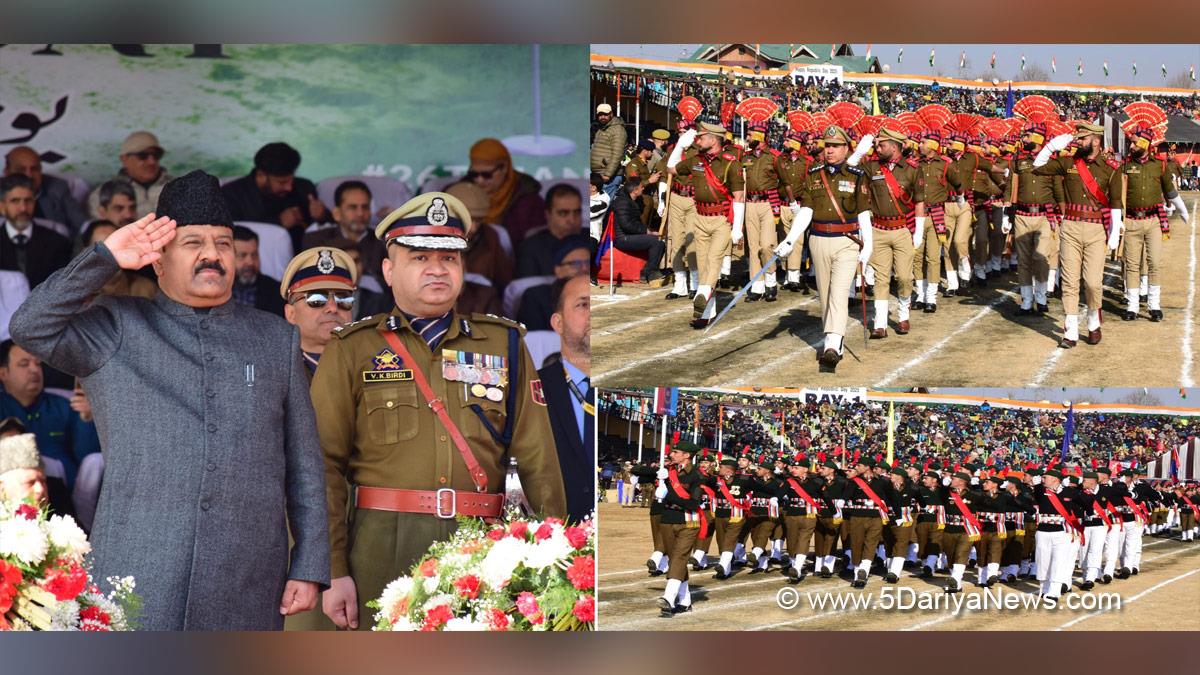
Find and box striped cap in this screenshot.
[279,246,358,298]
[375,192,470,251]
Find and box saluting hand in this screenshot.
[102,213,176,270]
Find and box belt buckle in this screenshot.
[436,487,457,519]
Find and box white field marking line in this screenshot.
[1056,562,1200,630]
[727,320,831,386]
[595,308,691,336]
[593,288,661,304]
[598,564,797,595]
[1027,348,1067,387]
[872,290,1014,387]
[1181,200,1198,387]
[749,607,852,631]
[600,567,655,578]
[595,297,819,382]
[600,575,852,630]
[897,542,1195,632]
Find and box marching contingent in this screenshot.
[628,438,1198,617]
[598,93,1192,372]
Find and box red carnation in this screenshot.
[515,591,543,625]
[15,503,38,520]
[486,528,506,542]
[42,561,88,601]
[563,526,588,550]
[565,556,595,590]
[453,574,482,600]
[79,604,112,628]
[544,517,564,526]
[508,521,529,539]
[418,557,439,578]
[534,522,554,542]
[572,595,595,623]
[420,604,454,631]
[485,607,510,631]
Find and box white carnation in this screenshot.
[386,615,416,631]
[421,593,454,612]
[422,575,440,594]
[45,515,90,561]
[378,576,414,618]
[479,536,527,588]
[0,516,49,565]
[524,535,574,571]
[49,599,81,631]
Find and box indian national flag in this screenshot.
[1051,57,1057,74]
[865,44,872,61]
[959,51,966,68]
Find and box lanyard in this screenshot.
[563,366,595,416]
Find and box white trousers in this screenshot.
[1120,521,1144,570]
[1035,530,1073,597]
[1101,525,1123,577]
[1080,525,1107,581]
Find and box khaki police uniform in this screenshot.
[1121,155,1177,313]
[673,140,745,297]
[742,148,785,289]
[1012,151,1060,308]
[862,153,924,333]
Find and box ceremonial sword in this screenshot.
[703,253,780,334]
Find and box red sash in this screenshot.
[786,478,821,518]
[1046,490,1085,545]
[1182,495,1200,520]
[716,477,750,520]
[1091,497,1114,531]
[1073,157,1111,209]
[1124,496,1150,525]
[699,153,735,224]
[1105,501,1124,531]
[669,467,708,538]
[699,485,717,515]
[880,164,915,214]
[851,477,891,524]
[949,491,983,540]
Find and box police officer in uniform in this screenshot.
[1033,122,1123,347]
[665,122,746,328]
[882,466,918,583]
[741,122,786,302]
[744,455,783,574]
[312,192,566,630]
[661,121,701,300]
[278,247,358,381]
[1010,119,1060,315]
[841,457,891,588]
[813,459,846,577]
[778,130,814,293]
[941,470,982,593]
[1120,104,1191,321]
[914,469,946,577]
[1033,468,1085,599]
[914,131,951,312]
[857,126,926,337]
[775,125,873,370]
[780,456,822,582]
[710,455,751,579]
[654,441,704,616]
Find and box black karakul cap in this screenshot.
[156,170,234,229]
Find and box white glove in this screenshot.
[789,201,802,217]
[769,497,779,508]
[1034,134,1073,167]
[654,485,668,500]
[731,201,746,244]
[857,211,873,266]
[913,216,925,249]
[656,467,669,480]
[1001,213,1012,234]
[666,132,695,170]
[848,134,874,166]
[1170,195,1191,224]
[775,206,813,257]
[1107,210,1123,250]
[657,182,668,218]
[957,194,967,206]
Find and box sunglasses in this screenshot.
[556,259,590,272]
[127,149,164,161]
[466,166,503,181]
[291,290,355,310]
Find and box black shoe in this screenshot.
[786,566,801,582]
[1036,303,1049,314]
[885,573,899,584]
[973,277,987,288]
[943,287,957,297]
[1002,574,1016,583]
[852,570,867,588]
[1131,567,1139,575]
[747,291,763,302]
[820,570,833,579]
[919,565,934,579]
[1122,310,1136,321]
[673,603,692,615]
[748,567,764,575]
[1115,567,1130,579]
[765,286,778,302]
[657,597,674,617]
[665,291,687,300]
[1018,307,1035,316]
[1080,580,1095,591]
[690,318,710,330]
[987,575,1000,587]
[714,568,731,580]
[800,281,811,295]
[690,560,705,572]
[914,300,926,310]
[924,303,937,314]
[945,580,961,594]
[966,559,977,570]
[1149,310,1163,321]
[718,275,732,290]
[746,551,758,567]
[1100,574,1112,584]
[779,554,791,567]
[647,559,663,576]
[1061,583,1071,594]
[818,349,842,370]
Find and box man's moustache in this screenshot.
[195,261,227,275]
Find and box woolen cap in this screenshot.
[156,170,233,229]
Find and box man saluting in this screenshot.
[10,170,330,630]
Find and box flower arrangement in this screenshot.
[369,515,595,631]
[0,499,139,631]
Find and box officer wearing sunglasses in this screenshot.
[279,246,359,378]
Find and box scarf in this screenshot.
[471,138,519,225]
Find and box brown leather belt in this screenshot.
[872,215,909,230]
[695,201,728,217]
[355,486,504,519]
[811,220,859,236]
[1063,206,1104,223]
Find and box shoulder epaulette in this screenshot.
[472,312,528,335]
[722,152,738,162]
[331,314,385,339]
[809,164,824,174]
[846,166,865,176]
